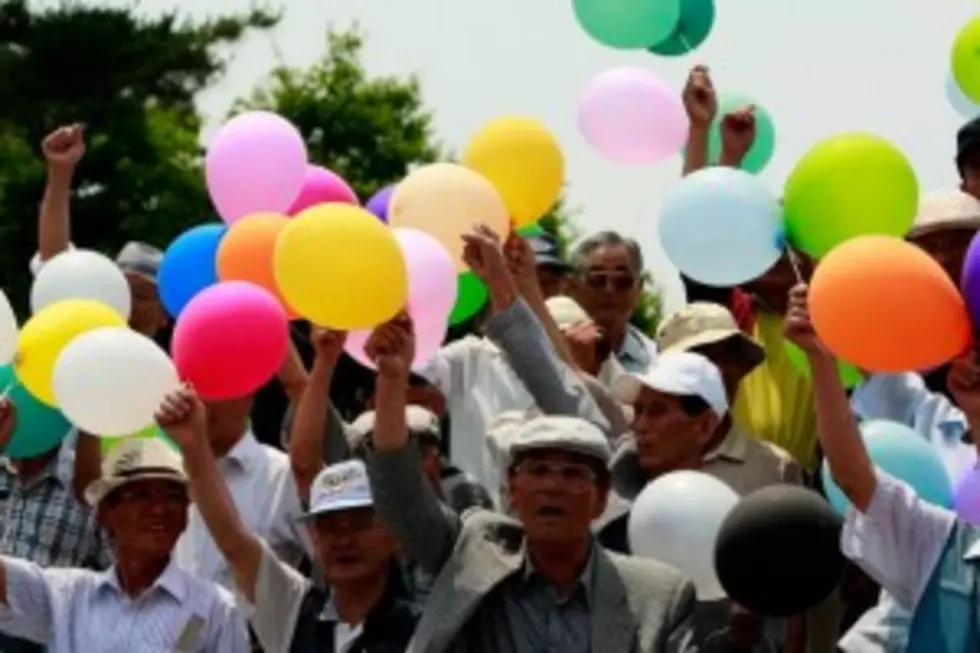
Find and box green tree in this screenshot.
[234,28,441,201]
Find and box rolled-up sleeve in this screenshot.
[237,540,310,653]
[841,471,955,610]
[0,557,55,644]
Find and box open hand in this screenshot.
[155,385,207,451]
[682,65,717,128]
[42,124,86,170]
[365,313,416,379]
[564,320,607,374]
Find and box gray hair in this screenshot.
[570,231,644,273]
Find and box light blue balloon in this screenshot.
[658,167,783,287]
[822,420,953,516]
[158,223,226,318]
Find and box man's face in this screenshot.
[535,265,568,299]
[909,227,976,284]
[507,450,607,543]
[691,338,757,397]
[99,479,188,556]
[631,387,716,475]
[126,273,168,338]
[961,160,980,201]
[571,245,641,333]
[310,507,398,583]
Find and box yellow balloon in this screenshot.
[16,299,125,405]
[274,204,408,329]
[389,163,510,271]
[463,117,564,228]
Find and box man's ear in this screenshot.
[696,411,721,446]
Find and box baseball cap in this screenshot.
[347,406,441,451]
[907,191,980,239]
[84,438,186,507]
[611,351,729,417]
[116,241,163,282]
[527,233,571,271]
[656,303,764,371]
[301,460,374,520]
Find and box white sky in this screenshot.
[96,0,980,311]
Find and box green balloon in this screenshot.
[707,94,776,174]
[783,133,918,259]
[449,272,488,326]
[648,0,715,57]
[783,341,863,389]
[0,364,72,459]
[516,222,545,237]
[951,18,980,104]
[100,424,178,455]
[573,0,682,50]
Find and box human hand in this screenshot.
[504,232,540,296]
[682,65,717,129]
[41,124,86,171]
[563,320,607,374]
[783,283,826,355]
[365,313,416,380]
[155,384,207,452]
[311,328,347,368]
[719,105,757,165]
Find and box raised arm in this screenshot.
[37,125,84,263]
[681,66,715,176]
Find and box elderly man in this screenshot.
[361,314,694,653]
[0,397,248,652]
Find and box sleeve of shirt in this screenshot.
[29,243,75,276]
[271,467,315,560]
[0,557,57,644]
[237,540,311,653]
[414,338,479,399]
[840,471,956,610]
[837,592,910,653]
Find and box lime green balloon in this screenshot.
[783,134,918,259]
[707,94,776,174]
[952,18,980,104]
[100,424,177,455]
[648,0,715,57]
[783,341,863,389]
[573,0,682,49]
[449,272,488,326]
[516,222,545,237]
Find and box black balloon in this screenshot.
[714,484,845,617]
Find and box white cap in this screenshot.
[301,460,373,520]
[611,351,728,417]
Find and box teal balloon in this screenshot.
[708,95,777,174]
[573,0,682,50]
[821,420,953,516]
[648,0,715,56]
[449,272,488,326]
[0,364,71,459]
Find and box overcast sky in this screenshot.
[88,0,980,310]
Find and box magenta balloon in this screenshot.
[955,466,980,526]
[206,112,308,224]
[578,67,689,165]
[287,165,359,216]
[171,281,289,401]
[393,228,457,324]
[344,317,448,372]
[366,185,396,222]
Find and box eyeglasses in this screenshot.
[112,486,187,509]
[582,272,635,291]
[514,460,596,492]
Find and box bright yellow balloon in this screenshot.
[16,299,125,405]
[274,204,407,329]
[389,163,509,271]
[463,117,564,228]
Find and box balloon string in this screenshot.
[2,379,19,399]
[787,248,806,285]
[677,31,692,52]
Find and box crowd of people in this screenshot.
[0,64,978,652]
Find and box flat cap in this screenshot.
[504,414,611,465]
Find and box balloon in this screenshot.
[216,213,296,319]
[15,299,126,405]
[958,232,980,326]
[628,470,739,600]
[172,282,289,401]
[30,249,131,320]
[158,223,227,318]
[572,0,681,49]
[783,134,918,258]
[648,0,715,56]
[0,290,18,366]
[783,340,863,389]
[100,424,177,455]
[951,18,980,105]
[275,205,408,329]
[955,467,980,525]
[946,72,980,120]
[822,420,954,515]
[366,185,396,222]
[345,317,448,372]
[707,95,776,174]
[394,228,457,324]
[389,163,509,271]
[579,67,688,165]
[659,167,782,286]
[53,327,179,437]
[810,236,971,373]
[205,111,308,223]
[0,364,71,459]
[516,222,545,237]
[715,485,844,616]
[463,117,564,227]
[287,165,358,215]
[449,272,489,325]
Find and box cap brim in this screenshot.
[662,330,765,371]
[534,256,571,271]
[299,497,374,522]
[84,473,187,507]
[119,267,158,284]
[611,370,695,406]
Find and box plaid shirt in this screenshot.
[0,441,112,570]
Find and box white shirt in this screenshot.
[0,556,248,652]
[175,432,312,591]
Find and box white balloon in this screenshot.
[53,327,178,436]
[31,249,131,319]
[628,470,740,600]
[0,290,18,365]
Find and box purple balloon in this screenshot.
[955,466,980,525]
[961,230,980,324]
[366,185,396,222]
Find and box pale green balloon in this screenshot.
[573,0,682,50]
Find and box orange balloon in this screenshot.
[809,235,971,373]
[216,213,298,320]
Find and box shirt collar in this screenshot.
[97,558,189,603]
[3,438,75,488]
[616,326,656,371]
[522,543,597,606]
[702,425,749,464]
[223,430,263,472]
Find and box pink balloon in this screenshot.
[172,281,289,401]
[206,112,308,224]
[393,228,457,324]
[287,165,359,215]
[344,317,447,372]
[578,67,689,165]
